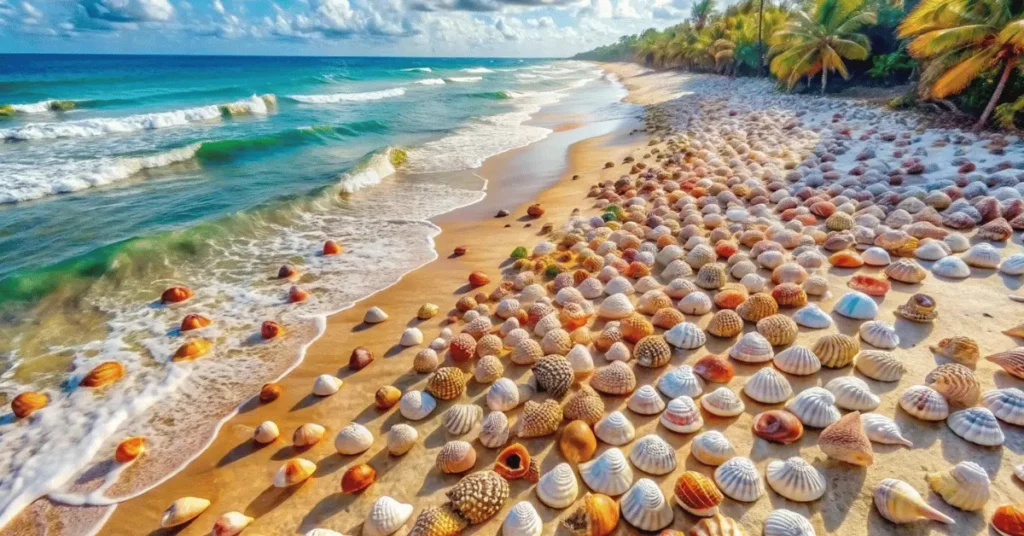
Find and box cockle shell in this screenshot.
[925,363,981,406]
[293,423,326,448]
[673,471,724,516]
[387,423,418,455]
[766,457,826,502]
[743,367,793,404]
[737,292,779,322]
[665,322,706,349]
[899,385,949,421]
[982,388,1024,426]
[931,336,980,367]
[679,291,714,315]
[964,243,1001,268]
[802,276,830,297]
[987,348,1024,379]
[537,462,579,509]
[364,496,414,536]
[764,510,816,536]
[629,434,677,475]
[335,423,373,455]
[753,410,803,444]
[933,256,971,278]
[696,263,728,290]
[701,387,745,417]
[312,374,343,396]
[691,514,748,536]
[786,387,841,428]
[819,411,873,466]
[812,333,859,369]
[274,458,316,487]
[884,259,927,284]
[400,390,437,421]
[690,430,736,466]
[441,404,483,436]
[426,367,467,401]
[446,470,509,524]
[212,512,253,536]
[502,502,542,536]
[729,332,774,363]
[858,321,899,350]
[474,355,504,384]
[590,361,637,395]
[862,413,913,447]
[160,497,211,528]
[511,339,543,366]
[791,305,832,329]
[714,457,765,502]
[825,376,880,411]
[595,411,635,446]
[634,335,672,368]
[833,291,878,320]
[657,365,704,399]
[708,310,744,338]
[757,315,799,346]
[478,411,509,449]
[927,461,990,511]
[660,395,704,433]
[598,293,634,319]
[873,478,955,524]
[947,407,1005,446]
[773,346,821,376]
[619,478,674,532]
[513,399,562,438]
[1000,253,1024,275]
[627,385,666,415]
[580,447,634,496]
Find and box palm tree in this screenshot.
[769,0,878,93]
[692,0,718,30]
[898,0,1024,130]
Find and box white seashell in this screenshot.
[212,511,253,536]
[399,328,423,347]
[898,385,949,421]
[999,253,1024,275]
[598,293,634,319]
[364,306,389,324]
[160,497,211,528]
[665,322,706,349]
[729,332,774,363]
[773,346,821,376]
[825,376,880,411]
[861,413,912,447]
[487,378,521,412]
[792,304,833,329]
[629,434,677,474]
[604,276,635,296]
[429,338,448,352]
[520,284,547,303]
[534,313,562,337]
[914,240,950,261]
[947,407,1005,446]
[690,431,735,466]
[855,350,906,382]
[678,291,713,315]
[578,278,604,299]
[982,387,1024,426]
[579,447,634,496]
[479,411,509,448]
[862,247,892,267]
[364,496,414,536]
[741,273,768,293]
[657,365,705,398]
[665,278,697,299]
[714,457,765,502]
[743,367,793,404]
[932,256,971,279]
[438,327,454,341]
[555,287,585,306]
[312,374,343,396]
[537,462,579,509]
[786,387,841,428]
[620,478,674,532]
[945,233,970,252]
[502,502,543,536]
[660,396,704,434]
[566,344,595,379]
[399,390,437,421]
[254,421,280,444]
[874,478,955,524]
[334,423,373,455]
[858,321,899,349]
[663,259,693,280]
[701,387,745,417]
[656,245,685,266]
[927,461,990,511]
[305,530,344,536]
[595,411,636,446]
[766,457,826,502]
[441,404,483,436]
[628,385,666,415]
[963,243,1001,268]
[386,423,418,455]
[833,291,878,320]
[605,341,631,362]
[764,510,816,536]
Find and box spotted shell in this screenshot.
[564,384,606,425]
[898,385,949,421]
[532,355,575,399]
[446,470,510,524]
[513,399,562,438]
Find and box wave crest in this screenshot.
[288,87,405,104]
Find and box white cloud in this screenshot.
[494,16,520,40]
[212,0,224,14]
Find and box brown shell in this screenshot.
[172,339,212,361]
[695,263,728,290]
[736,293,778,322]
[771,283,807,308]
[884,259,927,283]
[80,361,126,387]
[455,295,478,313]
[114,436,146,463]
[446,470,510,525]
[693,355,735,383]
[992,504,1024,536]
[341,463,377,493]
[436,441,477,474]
[468,271,490,287]
[559,420,598,463]
[375,386,402,409]
[924,363,981,406]
[449,333,477,362]
[752,410,804,444]
[652,308,685,329]
[348,346,373,370]
[895,293,938,322]
[563,493,620,536]
[621,313,654,344]
[756,315,798,346]
[594,326,623,352]
[11,391,48,418]
[160,286,193,304]
[986,348,1024,379]
[707,309,744,338]
[180,313,212,332]
[634,335,672,368]
[930,336,980,367]
[812,334,860,369]
[978,217,1013,241]
[563,384,606,425]
[494,443,531,480]
[259,383,282,403]
[514,399,563,438]
[690,513,748,536]
[409,504,467,536]
[674,471,724,512]
[426,367,467,400]
[589,361,637,395]
[818,411,873,466]
[532,355,576,398]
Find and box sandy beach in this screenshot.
[23,63,1024,536]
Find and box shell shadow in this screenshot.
[819,461,867,532]
[244,483,303,518]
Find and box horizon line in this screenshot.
[0,52,575,60]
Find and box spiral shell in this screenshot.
[364,496,414,536]
[743,367,793,404]
[766,457,826,502]
[673,471,724,517]
[925,363,981,407]
[753,410,804,444]
[701,387,745,417]
[763,510,816,536]
[861,413,913,447]
[786,387,840,428]
[387,423,418,455]
[729,332,774,363]
[580,447,634,496]
[714,457,765,502]
[982,387,1024,426]
[620,478,674,532]
[660,395,704,434]
[629,434,677,475]
[811,333,859,369]
[926,461,990,511]
[947,407,1005,446]
[873,478,954,525]
[595,411,635,446]
[818,411,873,466]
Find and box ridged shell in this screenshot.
[964,243,1001,268]
[660,395,704,434]
[854,350,905,382]
[701,387,745,417]
[598,293,635,319]
[833,291,878,320]
[714,457,765,502]
[947,407,1005,446]
[862,413,913,447]
[858,321,899,350]
[673,471,724,516]
[537,462,579,509]
[400,390,437,421]
[987,348,1024,379]
[691,514,748,536]
[737,293,779,322]
[595,411,635,446]
[757,315,799,346]
[619,478,674,532]
[657,365,705,398]
[446,470,510,525]
[335,423,373,455]
[819,411,873,466]
[811,333,859,369]
[387,423,418,455]
[627,385,666,415]
[926,461,990,511]
[665,322,706,349]
[792,305,833,329]
[629,435,677,475]
[914,240,951,261]
[474,355,504,384]
[590,361,637,395]
[931,336,980,367]
[486,378,523,412]
[511,339,543,366]
[679,291,713,315]
[514,399,562,438]
[773,346,821,376]
[1000,253,1024,275]
[580,447,634,496]
[933,256,971,278]
[479,411,509,449]
[441,404,483,436]
[743,367,793,404]
[899,385,950,421]
[925,363,981,406]
[763,510,816,536]
[825,376,880,411]
[502,502,542,536]
[426,367,467,401]
[532,355,575,399]
[635,336,672,368]
[729,332,774,363]
[766,457,826,502]
[365,496,414,536]
[564,385,606,425]
[884,259,927,284]
[786,387,840,428]
[696,263,728,290]
[982,387,1024,426]
[690,430,736,466]
[873,478,955,524]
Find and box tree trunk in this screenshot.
[821,68,828,95]
[976,57,1016,131]
[758,0,765,76]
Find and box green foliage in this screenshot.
[544,264,567,278]
[510,246,528,259]
[867,50,914,80]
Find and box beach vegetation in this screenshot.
[511,246,528,259]
[389,147,408,168]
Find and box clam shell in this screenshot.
[364,496,414,536]
[773,346,821,376]
[786,387,840,428]
[701,387,745,417]
[855,350,906,382]
[487,378,523,412]
[160,497,210,528]
[629,434,677,475]
[579,447,634,496]
[274,458,316,487]
[312,374,343,396]
[478,411,509,448]
[657,365,705,398]
[441,404,483,436]
[595,411,635,446]
[665,322,706,349]
[947,407,1005,446]
[833,291,878,320]
[858,321,899,349]
[764,510,816,536]
[619,478,674,532]
[933,256,971,278]
[598,293,635,319]
[873,478,954,524]
[678,291,713,315]
[254,421,280,444]
[293,423,326,448]
[963,243,1001,268]
[982,387,1024,426]
[660,395,704,433]
[690,430,736,466]
[792,305,833,329]
[899,385,950,421]
[334,423,373,455]
[386,423,418,455]
[862,247,891,266]
[743,367,793,404]
[926,461,990,511]
[399,327,423,347]
[825,376,880,411]
[999,253,1024,275]
[399,390,437,421]
[502,502,542,536]
[925,363,981,407]
[861,413,912,447]
[729,332,774,363]
[673,471,724,517]
[691,514,747,536]
[627,385,666,415]
[714,457,765,502]
[914,240,950,261]
[537,462,579,509]
[766,457,826,502]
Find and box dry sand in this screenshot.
[92,63,1022,536]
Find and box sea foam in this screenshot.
[288,87,406,103]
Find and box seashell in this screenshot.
[364,496,414,536]
[598,293,634,319]
[873,478,955,524]
[858,321,899,349]
[862,247,891,266]
[1000,254,1024,275]
[753,410,804,444]
[634,336,672,368]
[541,329,573,356]
[580,447,634,496]
[80,361,125,388]
[786,387,840,428]
[812,333,859,369]
[657,365,704,399]
[11,392,48,419]
[679,291,714,315]
[566,345,595,381]
[690,514,748,536]
[604,341,631,362]
[253,421,280,445]
[653,308,686,329]
[833,291,878,320]
[590,361,637,395]
[562,493,620,536]
[819,411,873,466]
[694,354,734,383]
[418,303,439,320]
[387,423,418,455]
[925,363,980,406]
[927,461,990,511]
[932,256,971,278]
[855,350,906,382]
[862,413,913,447]
[673,471,724,516]
[532,355,575,398]
[409,504,467,536]
[987,348,1024,379]
[341,463,377,493]
[848,274,891,297]
[915,240,951,261]
[665,322,706,350]
[899,385,949,421]
[660,395,704,433]
[441,404,483,436]
[982,388,1024,425]
[212,512,253,536]
[537,462,579,509]
[763,510,816,536]
[312,374,343,396]
[563,384,605,425]
[399,327,423,347]
[595,411,635,446]
[619,478,674,532]
[802,275,830,297]
[690,430,735,466]
[895,293,938,323]
[473,356,503,385]
[502,502,542,536]
[274,458,316,487]
[757,315,799,346]
[766,457,826,502]
[947,407,1005,446]
[791,305,832,330]
[773,346,820,376]
[743,367,793,404]
[364,306,388,324]
[628,385,666,415]
[560,420,598,463]
[493,443,531,480]
[992,505,1024,536]
[884,259,927,283]
[400,390,437,421]
[446,470,510,524]
[426,367,467,401]
[335,423,373,455]
[931,336,980,367]
[772,283,808,308]
[707,309,744,338]
[375,386,402,409]
[629,434,677,474]
[486,378,523,412]
[701,387,745,417]
[695,263,728,290]
[964,243,1001,268]
[737,292,779,322]
[514,399,562,438]
[729,332,774,363]
[293,423,326,448]
[413,348,439,373]
[160,497,211,528]
[510,338,543,366]
[160,286,193,304]
[714,457,765,502]
[826,376,880,411]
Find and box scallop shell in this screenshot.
[714,457,765,502]
[619,478,674,532]
[856,323,898,351]
[679,291,713,315]
[502,502,542,536]
[729,332,774,363]
[627,385,666,415]
[598,293,634,319]
[691,514,747,536]
[660,395,704,434]
[925,363,981,406]
[926,461,990,511]
[536,462,579,509]
[773,346,821,376]
[160,497,211,528]
[884,259,927,284]
[399,390,437,421]
[479,411,509,449]
[665,322,706,349]
[786,387,840,428]
[986,347,1024,379]
[629,434,677,475]
[818,411,873,466]
[387,423,418,455]
[899,385,950,421]
[743,367,793,404]
[590,361,637,395]
[673,471,724,517]
[792,305,833,329]
[335,423,373,455]
[853,350,904,382]
[933,256,971,278]
[690,430,736,466]
[595,411,635,446]
[982,387,1024,426]
[701,387,745,417]
[766,457,826,502]
[833,291,878,320]
[365,496,414,536]
[757,315,799,346]
[812,333,860,369]
[825,376,880,411]
[580,447,634,496]
[441,404,483,436]
[657,365,705,399]
[873,478,955,524]
[947,407,1005,446]
[992,504,1024,536]
[861,413,913,447]
[764,510,816,536]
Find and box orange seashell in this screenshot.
[560,303,591,331]
[173,339,212,361]
[261,321,284,340]
[993,504,1024,536]
[449,333,477,362]
[80,361,125,387]
[468,271,490,288]
[323,240,342,255]
[115,436,146,463]
[673,471,724,516]
[753,410,804,444]
[161,286,193,304]
[714,240,738,259]
[180,313,212,332]
[341,463,377,493]
[986,349,1024,380]
[620,313,654,344]
[796,214,818,226]
[527,204,545,218]
[693,355,734,383]
[771,282,807,308]
[829,250,864,268]
[811,201,836,218]
[713,288,748,310]
[559,420,598,464]
[374,386,401,409]
[780,208,798,221]
[288,286,308,303]
[11,391,48,418]
[627,261,651,278]
[277,264,298,279]
[563,493,620,536]
[494,443,532,480]
[848,274,891,296]
[657,235,678,249]
[259,383,282,403]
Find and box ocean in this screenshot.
[0,54,627,531]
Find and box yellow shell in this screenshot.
[825,212,854,231]
[707,309,744,338]
[418,303,439,320]
[514,399,562,438]
[172,339,212,361]
[11,391,48,418]
[80,361,126,387]
[409,504,468,536]
[736,293,778,322]
[160,497,210,528]
[925,363,981,407]
[425,367,467,400]
[812,334,860,369]
[930,336,980,367]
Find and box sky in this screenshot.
[0,0,696,57]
